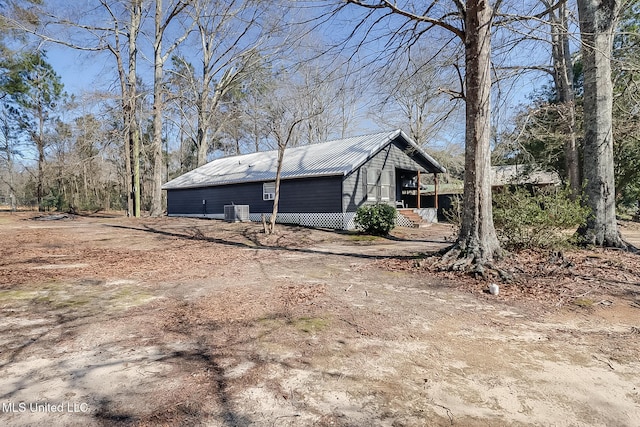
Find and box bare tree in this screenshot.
[186,0,272,167]
[343,0,502,271]
[546,0,580,197]
[291,58,360,145]
[165,56,198,173]
[8,0,147,216]
[149,0,193,217]
[576,0,626,247]
[21,0,150,216]
[370,51,463,146]
[120,0,143,217]
[262,72,324,235]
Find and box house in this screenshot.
[491,165,561,189]
[162,129,446,229]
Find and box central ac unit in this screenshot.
[224,204,249,222]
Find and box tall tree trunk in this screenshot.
[150,0,191,213]
[108,0,138,217]
[548,0,580,197]
[37,139,45,211]
[37,109,45,211]
[35,115,45,212]
[132,123,141,217]
[576,0,625,247]
[150,0,165,217]
[196,93,209,166]
[449,0,501,269]
[128,0,142,217]
[266,142,286,234]
[123,103,133,216]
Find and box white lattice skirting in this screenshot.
[168,212,355,228]
[169,210,435,230]
[249,212,357,230]
[395,213,415,227]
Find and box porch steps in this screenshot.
[398,209,431,228]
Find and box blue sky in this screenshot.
[21,0,564,153]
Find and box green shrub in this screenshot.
[443,194,463,228]
[492,186,590,250]
[354,203,397,236]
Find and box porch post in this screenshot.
[434,173,439,210]
[416,170,421,209]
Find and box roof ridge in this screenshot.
[202,129,400,163]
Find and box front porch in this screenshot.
[395,168,440,211]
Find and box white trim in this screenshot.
[380,170,391,201]
[366,168,378,201]
[263,182,276,201]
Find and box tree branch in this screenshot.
[345,0,465,39]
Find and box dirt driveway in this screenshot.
[0,213,639,426]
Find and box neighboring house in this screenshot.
[412,164,562,220]
[162,129,446,229]
[491,165,561,189]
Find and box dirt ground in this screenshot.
[0,212,639,427]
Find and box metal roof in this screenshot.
[162,129,446,190]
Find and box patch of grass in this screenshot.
[0,282,154,311]
[292,317,329,333]
[110,287,154,308]
[0,289,42,301]
[57,296,92,308]
[573,298,594,308]
[256,316,285,329]
[348,234,379,242]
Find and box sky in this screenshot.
[47,47,114,98]
[12,0,563,153]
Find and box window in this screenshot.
[366,169,378,201]
[380,170,391,201]
[263,182,276,200]
[366,169,393,202]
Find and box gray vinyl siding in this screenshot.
[342,138,427,212]
[167,175,342,215]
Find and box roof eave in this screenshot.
[397,130,447,174]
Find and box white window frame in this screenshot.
[366,169,379,201]
[380,170,391,201]
[263,182,276,201]
[366,169,392,202]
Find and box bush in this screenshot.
[354,203,397,236]
[443,194,463,228]
[492,186,590,250]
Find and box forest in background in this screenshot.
[0,0,638,221]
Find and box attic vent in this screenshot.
[224,205,249,222]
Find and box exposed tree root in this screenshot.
[436,243,511,281]
[576,228,638,253]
